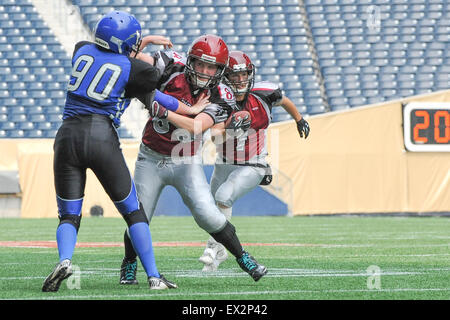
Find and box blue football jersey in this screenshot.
[64,41,160,127]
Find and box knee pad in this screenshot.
[59,214,82,232]
[56,196,83,232]
[114,180,140,215]
[123,204,148,228]
[259,165,273,186]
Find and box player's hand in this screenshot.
[296,118,310,139]
[142,35,173,49]
[149,101,168,119]
[189,92,210,115]
[227,113,251,131]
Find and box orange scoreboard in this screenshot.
[403,102,450,152]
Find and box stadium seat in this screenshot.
[0,121,15,130]
[1,0,447,131]
[0,2,71,137]
[7,129,25,138]
[17,121,34,130]
[47,114,62,122]
[25,129,43,138]
[29,114,46,122]
[35,122,52,130]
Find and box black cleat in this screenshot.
[120,258,138,285]
[42,259,73,292]
[148,274,178,290]
[236,251,268,282]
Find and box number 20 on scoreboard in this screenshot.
[403,102,450,152]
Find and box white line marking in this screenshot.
[16,287,450,300]
[2,267,449,281]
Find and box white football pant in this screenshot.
[133,143,227,233]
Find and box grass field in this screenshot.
[0,216,449,302]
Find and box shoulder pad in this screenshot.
[214,83,237,110]
[162,50,186,65]
[216,83,235,101]
[72,41,91,57]
[154,50,186,72]
[252,81,280,92]
[251,81,283,105]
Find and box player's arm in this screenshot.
[132,35,173,65]
[140,91,209,117]
[149,101,225,134]
[153,83,237,134]
[166,111,215,134]
[140,35,173,51]
[208,83,249,143]
[276,96,310,139]
[126,58,207,115]
[154,90,210,116]
[276,96,302,122]
[134,51,155,65]
[209,112,252,145]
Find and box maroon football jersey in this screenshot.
[141,50,235,156]
[219,81,282,163]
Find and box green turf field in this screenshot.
[0,216,449,300]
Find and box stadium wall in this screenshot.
[0,90,449,218]
[268,89,450,215]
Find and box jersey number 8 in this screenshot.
[153,118,170,134]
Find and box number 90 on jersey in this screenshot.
[403,102,450,152]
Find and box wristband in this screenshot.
[154,90,179,112]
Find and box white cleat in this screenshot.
[148,274,178,290]
[199,248,215,266]
[42,259,73,292]
[200,246,228,272]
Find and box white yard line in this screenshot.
[2,267,449,299]
[13,287,450,300]
[2,267,449,281]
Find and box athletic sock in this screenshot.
[56,223,77,262]
[206,206,233,248]
[128,222,160,278]
[209,221,244,258]
[123,230,138,262]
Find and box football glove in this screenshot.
[296,118,310,139]
[226,113,251,131]
[149,101,168,119]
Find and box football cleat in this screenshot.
[199,247,215,266]
[148,274,178,290]
[236,251,267,282]
[42,259,73,292]
[200,246,228,272]
[120,258,138,285]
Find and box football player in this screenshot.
[120,35,268,284]
[198,50,310,271]
[41,11,193,292]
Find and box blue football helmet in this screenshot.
[94,11,142,56]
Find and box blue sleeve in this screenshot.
[154,90,179,112]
